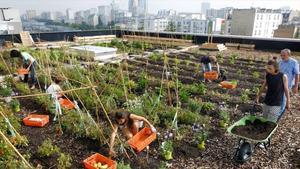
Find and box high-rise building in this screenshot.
[40,12,55,21]
[138,0,148,16]
[26,10,37,20]
[231,8,282,38]
[0,8,23,34]
[98,6,112,26]
[128,0,138,17]
[66,8,75,23]
[87,14,99,27]
[201,2,211,15]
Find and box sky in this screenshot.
[1,0,300,14]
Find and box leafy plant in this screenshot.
[57,153,72,169]
[179,87,190,103]
[241,89,251,103]
[252,71,260,79]
[37,138,60,157]
[219,110,230,128]
[197,83,207,95]
[196,131,207,151]
[187,99,202,113]
[137,72,148,92]
[0,84,12,97]
[160,140,173,160]
[117,161,131,169]
[9,99,20,113]
[237,69,243,77]
[178,110,198,125]
[201,102,215,113]
[229,53,238,65]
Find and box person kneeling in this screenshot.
[109,109,156,157]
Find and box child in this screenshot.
[46,76,63,121]
[256,59,290,122]
[109,109,156,157]
[10,50,37,89]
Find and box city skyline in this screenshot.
[2,0,300,14]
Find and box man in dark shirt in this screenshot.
[200,55,220,73]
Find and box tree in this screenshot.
[165,22,176,32]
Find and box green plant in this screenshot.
[219,110,230,128]
[57,153,72,169]
[201,102,215,113]
[37,138,60,157]
[117,161,131,169]
[237,69,242,77]
[0,84,12,97]
[160,140,173,160]
[15,83,31,95]
[229,53,238,65]
[196,131,207,151]
[0,140,29,168]
[149,52,163,61]
[197,83,207,95]
[127,80,137,91]
[187,99,202,113]
[137,72,148,92]
[9,99,20,113]
[178,110,198,125]
[241,89,251,103]
[179,88,190,103]
[252,71,260,79]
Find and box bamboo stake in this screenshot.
[0,86,95,100]
[0,130,33,168]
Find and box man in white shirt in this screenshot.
[10,50,37,89]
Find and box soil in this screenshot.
[232,119,277,140]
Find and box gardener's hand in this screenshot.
[255,96,260,104]
[292,85,298,95]
[150,125,157,133]
[109,150,116,158]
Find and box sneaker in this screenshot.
[30,85,35,90]
[258,143,265,149]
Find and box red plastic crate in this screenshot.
[83,153,117,169]
[127,127,157,152]
[17,68,29,75]
[59,98,75,110]
[204,71,218,80]
[220,81,237,89]
[23,114,49,127]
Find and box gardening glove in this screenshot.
[150,125,157,133]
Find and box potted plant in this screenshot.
[10,99,20,112]
[160,140,173,160]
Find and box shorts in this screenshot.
[262,104,281,122]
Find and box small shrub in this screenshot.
[37,138,60,157]
[187,99,202,113]
[219,110,230,128]
[252,71,260,79]
[201,102,215,113]
[117,161,131,169]
[160,140,173,160]
[178,110,198,125]
[197,83,207,95]
[241,89,251,103]
[179,88,190,103]
[57,153,72,169]
[196,131,207,151]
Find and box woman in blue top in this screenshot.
[10,50,37,89]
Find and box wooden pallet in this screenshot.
[20,31,34,47]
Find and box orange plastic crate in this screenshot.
[59,99,75,110]
[83,153,117,169]
[220,81,237,89]
[17,68,29,75]
[204,71,218,80]
[128,127,157,153]
[23,114,49,127]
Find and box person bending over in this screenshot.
[109,109,156,157]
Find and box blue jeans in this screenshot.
[278,94,286,121]
[202,63,212,72]
[24,61,37,85]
